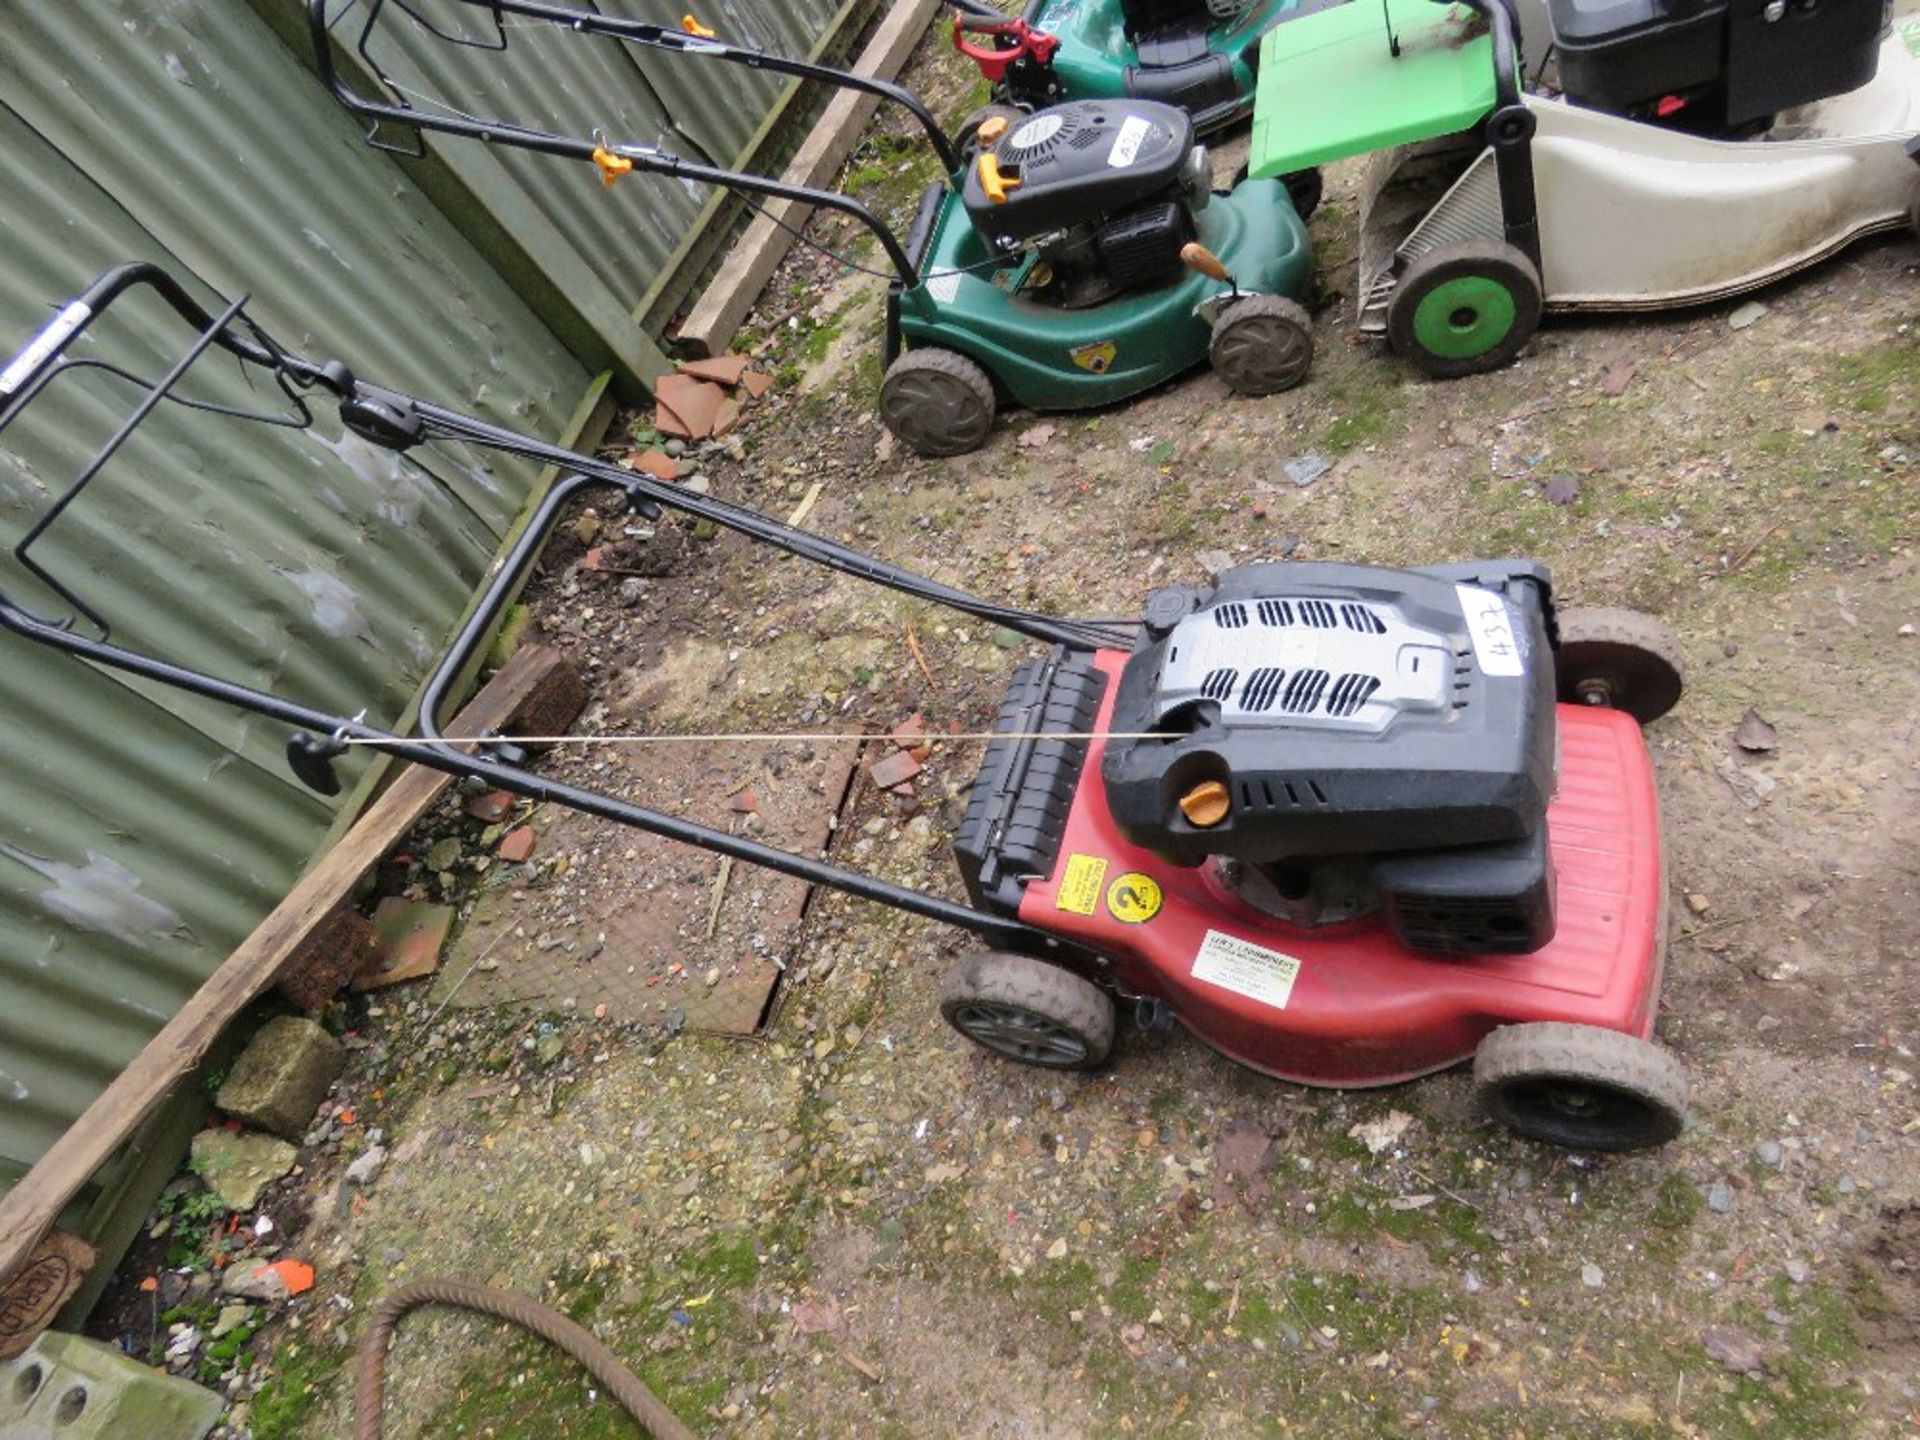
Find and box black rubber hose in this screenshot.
[354,1279,697,1440]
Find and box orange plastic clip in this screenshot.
[682,14,716,37]
[592,147,634,187]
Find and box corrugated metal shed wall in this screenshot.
[306,0,862,373]
[0,0,887,1286]
[0,0,590,1228]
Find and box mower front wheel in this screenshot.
[1475,1023,1688,1151]
[1209,295,1314,397]
[1553,607,1685,724]
[1388,239,1542,379]
[940,952,1114,1071]
[880,348,997,457]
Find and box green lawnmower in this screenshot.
[311,0,1316,456]
[949,0,1311,136]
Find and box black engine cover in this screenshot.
[1101,561,1559,867]
[961,99,1197,247]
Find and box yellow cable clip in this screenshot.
[592,147,633,187]
[977,152,1020,204]
[682,14,716,37]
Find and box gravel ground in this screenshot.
[89,19,1917,1440]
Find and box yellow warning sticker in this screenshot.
[1055,853,1109,916]
[1105,872,1163,924]
[1070,340,1117,374]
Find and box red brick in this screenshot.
[870,750,922,791]
[678,354,749,386]
[497,826,538,864]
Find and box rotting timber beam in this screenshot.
[674,0,943,357]
[0,645,585,1299]
[634,0,892,346]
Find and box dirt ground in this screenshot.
[94,21,1918,1440]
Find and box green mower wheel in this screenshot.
[1209,294,1314,396]
[1388,238,1542,379]
[880,347,997,457]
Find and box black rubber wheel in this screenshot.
[1553,607,1685,724]
[1281,167,1323,222]
[1474,1022,1688,1151]
[1209,294,1314,396]
[940,952,1115,1070]
[952,103,1029,161]
[1387,238,1543,379]
[880,347,997,457]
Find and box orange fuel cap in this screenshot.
[977,115,1010,144]
[1178,780,1230,828]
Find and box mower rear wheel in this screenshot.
[1388,238,1542,379]
[940,952,1114,1070]
[1553,607,1685,724]
[1474,1022,1688,1151]
[1210,295,1314,396]
[880,348,997,457]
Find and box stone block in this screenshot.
[0,1329,222,1439]
[188,1130,296,1213]
[214,1016,343,1140]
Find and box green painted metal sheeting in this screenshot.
[0,0,592,1257]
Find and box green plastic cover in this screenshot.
[1249,0,1501,178]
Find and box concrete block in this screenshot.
[0,1329,222,1439]
[188,1130,296,1213]
[214,1015,343,1140]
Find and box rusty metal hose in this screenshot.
[354,1278,697,1440]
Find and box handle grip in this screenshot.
[950,14,1057,82]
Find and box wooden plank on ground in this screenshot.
[0,645,577,1291]
[675,0,943,357]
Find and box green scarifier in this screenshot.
[897,178,1313,412]
[1247,0,1499,177]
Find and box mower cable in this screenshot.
[354,1278,695,1440]
[338,728,1179,748]
[733,192,1012,285]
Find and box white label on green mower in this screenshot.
[1456,584,1525,678]
[1107,115,1152,168]
[925,271,961,304]
[1192,930,1302,1011]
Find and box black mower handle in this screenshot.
[0,263,321,416]
[308,0,961,173]
[306,0,941,283]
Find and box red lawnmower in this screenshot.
[2,264,1690,1149]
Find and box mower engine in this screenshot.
[1547,0,1889,130]
[960,99,1212,306]
[1100,562,1562,955]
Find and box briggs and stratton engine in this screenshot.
[1101,562,1562,954]
[960,99,1212,305]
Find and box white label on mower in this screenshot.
[925,270,962,304]
[1456,584,1526,677]
[1107,115,1152,168]
[1192,929,1302,1011]
[1009,113,1063,150]
[0,301,90,396]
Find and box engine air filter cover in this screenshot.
[962,99,1197,244]
[1102,561,1559,865]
